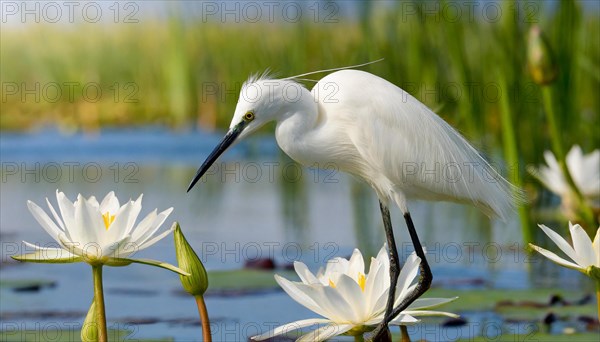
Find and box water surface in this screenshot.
[0,128,588,341]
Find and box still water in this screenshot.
[0,128,587,341]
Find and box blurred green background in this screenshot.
[2,0,598,148]
[2,0,599,239]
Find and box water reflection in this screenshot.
[278,152,309,244]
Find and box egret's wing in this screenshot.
[315,70,519,220]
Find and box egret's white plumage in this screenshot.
[188,67,519,339]
[231,70,517,219]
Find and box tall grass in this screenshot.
[1,1,598,238]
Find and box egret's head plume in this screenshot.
[230,75,306,140]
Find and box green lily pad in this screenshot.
[423,288,596,314]
[496,304,596,321]
[204,269,296,295]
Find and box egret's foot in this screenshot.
[367,325,391,342]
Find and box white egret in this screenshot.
[187,64,518,340]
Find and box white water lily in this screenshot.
[532,145,600,205]
[13,190,187,274]
[530,222,600,279]
[252,246,457,341]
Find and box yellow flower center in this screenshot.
[328,272,366,292]
[358,272,366,292]
[102,212,115,230]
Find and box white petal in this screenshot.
[86,196,100,210]
[22,240,76,259]
[540,151,567,195]
[101,234,132,258]
[347,248,365,282]
[375,245,390,270]
[296,323,353,342]
[251,318,330,341]
[130,209,157,239]
[566,146,583,190]
[99,191,119,214]
[394,254,421,306]
[56,191,76,236]
[135,224,175,252]
[570,223,596,268]
[74,194,105,246]
[45,198,65,231]
[593,228,600,267]
[581,150,600,197]
[538,166,566,195]
[321,257,350,280]
[333,274,366,321]
[389,314,419,325]
[404,310,459,319]
[294,261,319,284]
[530,244,585,272]
[317,285,357,323]
[275,276,333,319]
[370,288,390,319]
[543,150,560,172]
[27,200,63,244]
[126,195,143,231]
[15,241,81,263]
[131,208,173,246]
[365,259,387,314]
[409,297,458,310]
[58,233,97,258]
[537,224,580,265]
[106,200,139,241]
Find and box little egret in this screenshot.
[188,65,518,340]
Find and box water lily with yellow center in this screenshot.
[12,190,189,342]
[13,190,186,273]
[252,246,458,342]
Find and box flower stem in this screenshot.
[400,326,411,342]
[195,295,212,342]
[92,265,108,342]
[354,334,365,342]
[596,281,600,323]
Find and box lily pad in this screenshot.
[423,288,596,314]
[177,269,296,297]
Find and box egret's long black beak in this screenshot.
[187,122,246,192]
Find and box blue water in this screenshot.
[0,128,590,341]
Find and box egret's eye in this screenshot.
[244,111,255,121]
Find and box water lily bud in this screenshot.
[81,300,98,342]
[527,25,558,85]
[173,222,208,296]
[587,265,600,281]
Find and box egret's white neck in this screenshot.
[273,83,320,164]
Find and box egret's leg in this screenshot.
[370,212,433,341]
[370,202,400,342]
[389,213,432,318]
